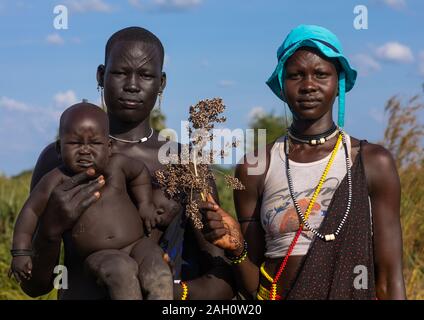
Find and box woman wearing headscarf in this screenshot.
[201,25,406,300]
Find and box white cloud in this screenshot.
[128,0,143,8]
[0,96,31,111]
[218,80,236,88]
[381,0,406,9]
[46,33,64,45]
[53,90,78,108]
[369,107,386,124]
[154,0,202,8]
[0,96,74,171]
[248,106,266,120]
[419,51,424,76]
[352,54,381,76]
[375,42,414,63]
[129,0,202,11]
[66,0,113,13]
[0,96,64,120]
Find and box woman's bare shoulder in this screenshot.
[236,141,276,180]
[352,137,399,194]
[31,142,61,190]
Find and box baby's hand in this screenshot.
[9,256,33,283]
[140,206,163,236]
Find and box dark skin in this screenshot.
[20,37,234,300]
[11,104,174,299]
[202,48,406,299]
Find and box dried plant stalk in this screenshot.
[155,98,245,229]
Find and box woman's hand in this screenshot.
[42,168,105,238]
[200,194,244,255]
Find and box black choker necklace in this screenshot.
[288,123,338,145]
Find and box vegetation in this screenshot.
[381,94,424,299]
[0,94,422,299]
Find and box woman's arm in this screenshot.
[174,179,236,300]
[175,227,236,300]
[201,145,272,297]
[362,143,406,300]
[232,160,266,296]
[21,144,104,297]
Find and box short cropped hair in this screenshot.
[105,26,164,68]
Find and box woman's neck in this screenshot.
[108,116,152,140]
[290,118,335,136]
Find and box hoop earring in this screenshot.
[100,86,107,112]
[283,101,294,151]
[156,92,163,111]
[283,102,289,129]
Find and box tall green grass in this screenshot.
[400,166,424,299]
[381,94,424,300]
[0,172,56,299]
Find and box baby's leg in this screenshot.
[130,238,173,300]
[84,249,142,300]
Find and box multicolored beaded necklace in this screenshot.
[285,130,353,241]
[263,130,352,300]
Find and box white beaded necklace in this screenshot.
[287,128,339,145]
[284,131,353,241]
[109,128,154,144]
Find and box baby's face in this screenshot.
[60,117,111,174]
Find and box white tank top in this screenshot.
[260,134,352,258]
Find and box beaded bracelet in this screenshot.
[180,281,188,300]
[10,249,34,257]
[225,240,248,265]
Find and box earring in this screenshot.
[283,102,290,129]
[97,84,100,92]
[100,86,107,112]
[156,92,163,111]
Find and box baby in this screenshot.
[10,102,174,299]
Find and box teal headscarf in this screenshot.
[266,25,357,128]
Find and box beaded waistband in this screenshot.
[257,262,283,300]
[260,262,274,283]
[256,284,282,300]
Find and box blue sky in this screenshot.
[0,0,423,176]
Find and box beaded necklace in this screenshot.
[288,127,339,145]
[285,131,353,242]
[109,128,154,144]
[266,132,345,300]
[288,122,338,145]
